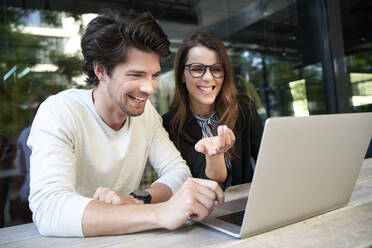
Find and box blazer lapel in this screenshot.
[183,115,203,142]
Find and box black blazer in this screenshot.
[162,95,263,189]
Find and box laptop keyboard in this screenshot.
[216,210,245,226]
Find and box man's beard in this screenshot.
[118,100,146,117]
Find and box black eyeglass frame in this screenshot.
[185,63,225,78]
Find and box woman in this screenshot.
[162,32,263,189]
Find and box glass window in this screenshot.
[1,0,371,228]
[1,7,86,227]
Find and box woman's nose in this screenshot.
[202,67,213,80]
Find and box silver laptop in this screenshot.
[198,112,372,238]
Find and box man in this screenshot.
[28,9,224,237]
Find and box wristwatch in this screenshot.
[130,190,152,204]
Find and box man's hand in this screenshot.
[157,178,224,230]
[194,125,235,156]
[93,187,143,205]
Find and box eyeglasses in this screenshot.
[185,63,225,78]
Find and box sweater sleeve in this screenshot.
[147,104,191,193]
[28,97,92,237]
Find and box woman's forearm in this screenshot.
[205,153,227,183]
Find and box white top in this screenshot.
[27,89,191,237]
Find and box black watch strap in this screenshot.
[130,190,152,204]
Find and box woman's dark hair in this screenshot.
[81,9,170,86]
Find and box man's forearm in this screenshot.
[146,182,173,203]
[83,183,172,236]
[82,200,163,236]
[82,178,224,237]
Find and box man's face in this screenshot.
[101,46,161,118]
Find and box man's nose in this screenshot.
[139,78,156,95]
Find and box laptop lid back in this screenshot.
[241,113,372,237]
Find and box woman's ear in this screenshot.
[93,61,106,82]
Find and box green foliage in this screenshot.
[51,52,84,82]
[41,10,61,27]
[0,7,84,141]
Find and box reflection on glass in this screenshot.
[0,7,87,228]
[350,73,372,108]
[289,79,309,116]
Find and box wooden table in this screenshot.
[1,159,371,248]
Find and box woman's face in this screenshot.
[183,46,224,117]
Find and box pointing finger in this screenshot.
[217,126,225,152]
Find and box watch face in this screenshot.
[130,190,151,204]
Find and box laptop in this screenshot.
[198,112,372,238]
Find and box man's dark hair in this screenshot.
[81,9,170,86]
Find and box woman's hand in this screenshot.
[194,125,235,156]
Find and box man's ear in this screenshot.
[93,61,106,82]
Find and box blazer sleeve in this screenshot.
[249,101,264,161]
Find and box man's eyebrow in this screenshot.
[126,70,162,75]
[126,70,146,74]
